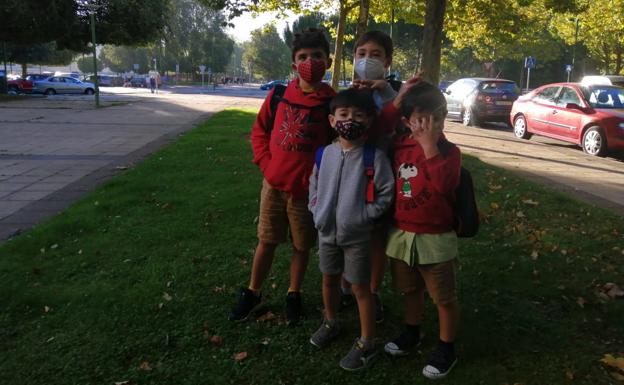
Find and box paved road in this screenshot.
[443,120,624,214]
[0,87,264,240]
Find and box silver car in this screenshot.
[34,76,96,95]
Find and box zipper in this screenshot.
[333,150,346,244]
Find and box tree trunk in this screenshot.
[355,0,370,42]
[331,1,348,90]
[615,45,622,74]
[21,62,27,78]
[421,0,446,85]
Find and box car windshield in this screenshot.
[479,81,518,93]
[582,85,624,109]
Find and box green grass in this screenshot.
[1,109,623,385]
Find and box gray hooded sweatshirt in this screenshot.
[308,142,395,246]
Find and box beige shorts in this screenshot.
[390,258,458,306]
[257,179,316,251]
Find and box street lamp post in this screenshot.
[85,4,100,108]
[571,17,580,82]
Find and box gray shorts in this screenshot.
[318,241,371,284]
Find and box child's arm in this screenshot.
[308,163,319,215]
[250,90,277,173]
[367,151,395,219]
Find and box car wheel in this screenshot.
[461,108,478,126]
[44,88,56,95]
[582,126,608,157]
[513,115,532,139]
[85,88,95,95]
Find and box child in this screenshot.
[340,30,398,323]
[308,88,395,371]
[384,82,461,380]
[228,28,336,324]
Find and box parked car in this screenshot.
[510,82,624,156]
[6,74,33,94]
[581,75,624,87]
[444,78,520,126]
[438,80,454,93]
[26,73,52,82]
[260,80,288,90]
[129,76,147,88]
[87,74,123,87]
[33,76,96,95]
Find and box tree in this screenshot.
[6,42,74,77]
[243,25,290,81]
[420,0,446,85]
[77,55,103,74]
[99,45,151,73]
[1,0,170,51]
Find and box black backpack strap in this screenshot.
[267,84,287,132]
[436,138,456,158]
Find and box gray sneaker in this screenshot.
[339,339,378,371]
[309,320,341,349]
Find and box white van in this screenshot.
[581,75,624,87]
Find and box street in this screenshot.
[0,86,623,241]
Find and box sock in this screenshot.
[358,337,375,349]
[287,288,299,294]
[247,286,261,296]
[325,318,338,327]
[438,339,455,355]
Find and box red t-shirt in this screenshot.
[392,134,461,233]
[251,78,336,198]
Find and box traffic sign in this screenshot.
[524,56,536,69]
[133,63,139,70]
[175,64,180,73]
[199,65,206,74]
[565,64,572,73]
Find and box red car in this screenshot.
[7,75,34,94]
[510,82,624,156]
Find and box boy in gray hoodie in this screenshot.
[308,89,395,371]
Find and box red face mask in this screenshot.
[297,59,326,84]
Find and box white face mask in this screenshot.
[354,58,386,80]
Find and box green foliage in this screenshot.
[99,45,151,73]
[76,56,104,74]
[6,42,75,68]
[243,25,291,81]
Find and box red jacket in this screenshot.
[251,78,336,198]
[392,134,461,233]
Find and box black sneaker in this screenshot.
[374,294,384,324]
[383,327,421,356]
[228,288,263,322]
[285,291,303,325]
[422,343,457,380]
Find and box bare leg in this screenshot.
[369,235,387,293]
[323,274,342,320]
[248,242,278,291]
[288,247,310,292]
[404,290,425,325]
[352,283,375,341]
[438,302,460,342]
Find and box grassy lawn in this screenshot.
[1,108,623,385]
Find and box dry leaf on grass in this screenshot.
[162,292,172,301]
[603,283,624,299]
[210,335,223,347]
[601,354,624,371]
[576,297,586,308]
[522,199,539,206]
[490,202,500,210]
[256,311,276,322]
[233,351,248,362]
[138,361,152,371]
[531,250,539,260]
[566,371,574,380]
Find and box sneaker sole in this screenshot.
[422,358,457,380]
[339,350,378,371]
[383,340,421,357]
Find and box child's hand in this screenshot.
[393,71,424,108]
[410,115,441,158]
[352,79,387,91]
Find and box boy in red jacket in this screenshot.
[228,29,336,325]
[383,82,461,380]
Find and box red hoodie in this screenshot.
[251,78,336,198]
[392,133,461,234]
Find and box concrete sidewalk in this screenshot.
[0,93,263,241]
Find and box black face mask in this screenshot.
[335,119,367,140]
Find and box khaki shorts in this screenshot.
[390,258,458,306]
[257,179,316,251]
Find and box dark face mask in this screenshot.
[335,119,367,140]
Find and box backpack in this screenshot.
[315,144,377,204]
[437,140,480,238]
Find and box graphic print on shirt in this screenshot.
[275,104,319,152]
[398,163,418,198]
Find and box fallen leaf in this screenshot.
[271,283,277,290]
[516,210,525,218]
[138,361,152,371]
[601,354,624,371]
[213,286,225,293]
[210,335,223,347]
[531,250,539,260]
[566,371,574,380]
[233,351,248,362]
[603,283,624,299]
[162,292,172,301]
[522,199,539,206]
[44,306,50,313]
[50,244,58,249]
[576,297,586,308]
[490,202,499,210]
[114,381,130,385]
[611,371,624,381]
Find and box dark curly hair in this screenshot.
[330,88,377,116]
[291,28,330,61]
